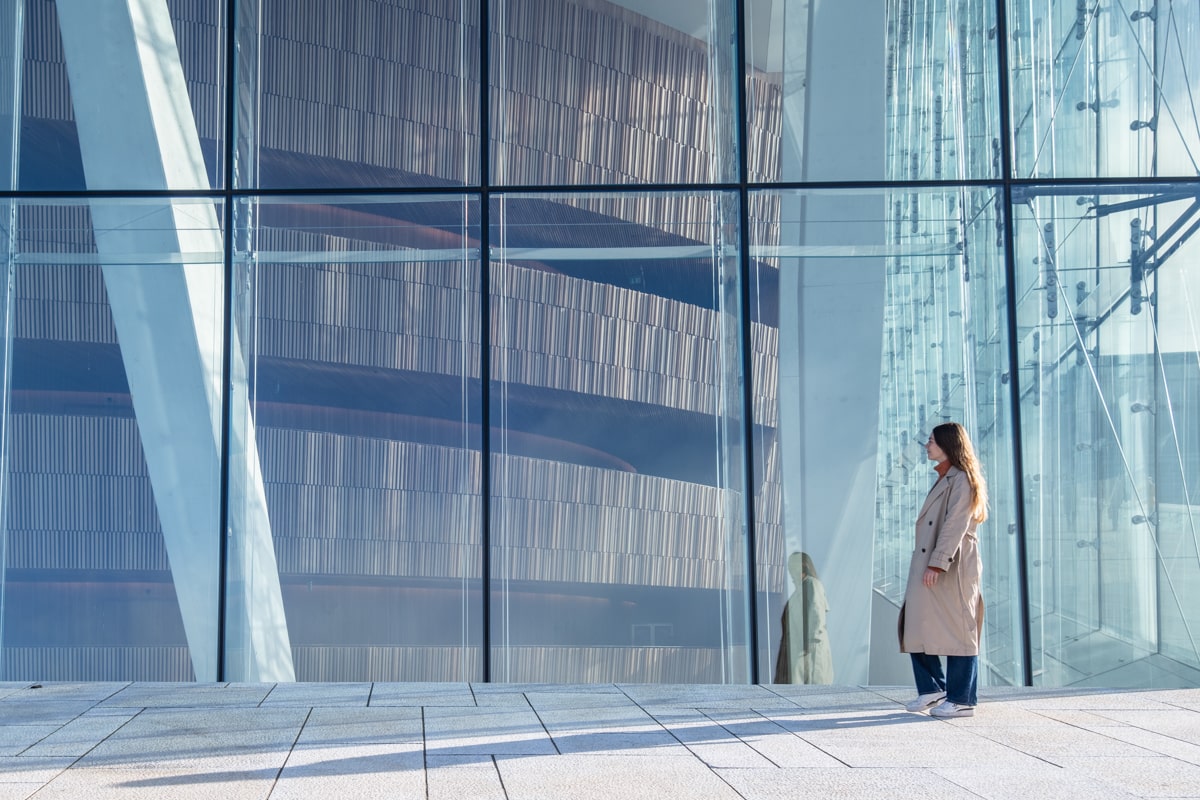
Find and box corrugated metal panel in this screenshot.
[3,647,194,681]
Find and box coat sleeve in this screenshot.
[928,472,973,571]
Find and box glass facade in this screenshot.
[1,0,1197,688]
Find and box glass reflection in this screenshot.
[228,196,483,681]
[14,0,224,191]
[0,198,226,681]
[1007,1,1200,179]
[490,0,739,186]
[488,191,749,682]
[236,0,480,189]
[1014,185,1200,687]
[746,0,999,182]
[748,187,1022,688]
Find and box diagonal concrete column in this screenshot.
[56,0,293,681]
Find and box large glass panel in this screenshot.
[489,0,739,186]
[15,0,224,191]
[1007,1,1200,179]
[1,2,19,193]
[1014,184,1200,687]
[236,0,480,189]
[0,197,225,681]
[749,187,1023,687]
[228,196,483,681]
[745,0,1000,183]
[489,191,749,682]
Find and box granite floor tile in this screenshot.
[1069,724,1200,765]
[524,690,641,711]
[83,706,146,717]
[424,707,556,756]
[1158,692,1200,712]
[715,767,981,800]
[549,730,690,755]
[492,683,626,696]
[788,716,1037,768]
[21,712,136,757]
[1088,708,1200,739]
[699,710,796,738]
[498,753,742,800]
[75,707,306,770]
[30,766,279,800]
[99,683,273,709]
[1030,709,1130,727]
[466,690,535,708]
[269,742,424,799]
[618,684,790,709]
[0,785,43,800]
[426,754,507,800]
[0,685,30,702]
[0,701,92,726]
[1055,755,1200,797]
[970,724,1167,763]
[261,683,371,707]
[2,684,126,703]
[780,689,901,712]
[731,731,846,768]
[1009,691,1179,711]
[788,738,1029,770]
[650,708,756,743]
[650,709,839,768]
[368,682,475,707]
[0,756,74,784]
[0,726,61,756]
[684,739,786,769]
[768,708,927,734]
[934,764,1144,799]
[922,701,1086,727]
[294,706,422,745]
[534,705,658,732]
[425,734,557,757]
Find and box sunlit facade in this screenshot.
[1,0,1198,688]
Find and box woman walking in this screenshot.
[898,422,988,718]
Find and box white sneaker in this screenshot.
[904,691,946,712]
[930,700,975,718]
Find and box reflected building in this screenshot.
[1,0,1198,689]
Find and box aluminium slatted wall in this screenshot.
[259,0,476,183]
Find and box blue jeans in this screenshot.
[910,652,978,706]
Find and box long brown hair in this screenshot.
[932,422,989,522]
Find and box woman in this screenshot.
[898,422,987,718]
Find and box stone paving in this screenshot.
[2,681,1199,798]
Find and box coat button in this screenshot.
[921,548,926,552]
[928,521,933,525]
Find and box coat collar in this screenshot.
[917,464,960,518]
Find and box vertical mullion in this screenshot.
[216,0,240,682]
[993,0,1035,688]
[732,0,760,683]
[479,0,493,683]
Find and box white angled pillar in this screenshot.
[56,0,293,681]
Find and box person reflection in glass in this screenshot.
[773,551,833,684]
[899,422,988,718]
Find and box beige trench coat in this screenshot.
[898,465,984,656]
